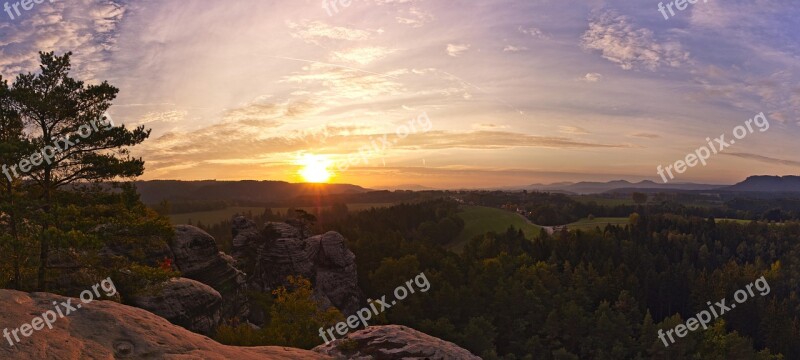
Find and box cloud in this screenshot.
[280,63,406,101]
[723,152,800,167]
[518,26,547,39]
[0,0,126,82]
[581,11,689,70]
[330,46,398,65]
[558,126,589,135]
[690,67,800,124]
[131,111,188,126]
[396,7,434,28]
[503,45,527,53]
[286,20,373,44]
[398,130,636,150]
[446,43,470,57]
[223,99,318,124]
[579,73,603,82]
[138,122,635,177]
[472,123,509,130]
[630,132,661,139]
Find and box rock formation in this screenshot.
[0,290,326,360]
[231,217,362,319]
[306,231,361,315]
[171,225,249,321]
[0,290,478,360]
[313,325,481,359]
[128,278,222,335]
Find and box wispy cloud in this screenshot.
[518,26,547,39]
[0,0,126,81]
[446,43,470,57]
[579,73,602,82]
[131,111,188,126]
[559,126,590,135]
[330,47,399,65]
[503,45,528,53]
[723,152,800,167]
[280,63,406,100]
[630,132,661,139]
[582,11,689,70]
[286,20,374,44]
[396,7,434,28]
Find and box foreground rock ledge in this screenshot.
[0,291,479,359]
[0,290,326,360]
[313,325,481,360]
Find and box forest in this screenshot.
[314,199,798,359]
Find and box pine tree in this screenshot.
[10,52,150,290]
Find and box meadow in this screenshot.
[450,206,542,252]
[564,217,629,231]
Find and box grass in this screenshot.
[565,217,629,232]
[168,203,394,225]
[715,218,754,224]
[450,206,542,253]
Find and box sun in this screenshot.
[297,154,332,183]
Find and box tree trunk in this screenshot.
[6,180,21,289]
[36,173,51,291]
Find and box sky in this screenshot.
[1,0,799,188]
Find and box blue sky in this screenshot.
[1,0,798,188]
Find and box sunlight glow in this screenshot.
[297,154,332,183]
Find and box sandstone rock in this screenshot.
[307,232,361,315]
[171,225,249,321]
[128,278,222,335]
[0,290,328,360]
[313,325,481,360]
[231,215,264,263]
[231,217,362,318]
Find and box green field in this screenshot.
[565,217,629,231]
[168,203,394,225]
[450,206,542,252]
[715,218,754,224]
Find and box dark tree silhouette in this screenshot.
[9,52,151,290]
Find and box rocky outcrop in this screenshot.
[312,325,481,360]
[0,290,476,360]
[171,225,249,321]
[231,215,268,262]
[128,278,222,335]
[231,217,362,318]
[0,290,327,360]
[307,232,360,315]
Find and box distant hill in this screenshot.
[723,175,800,192]
[375,184,437,191]
[134,180,369,204]
[526,180,722,194]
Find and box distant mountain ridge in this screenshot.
[723,175,800,192]
[134,180,369,204]
[524,180,722,194]
[131,176,800,203]
[375,184,437,191]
